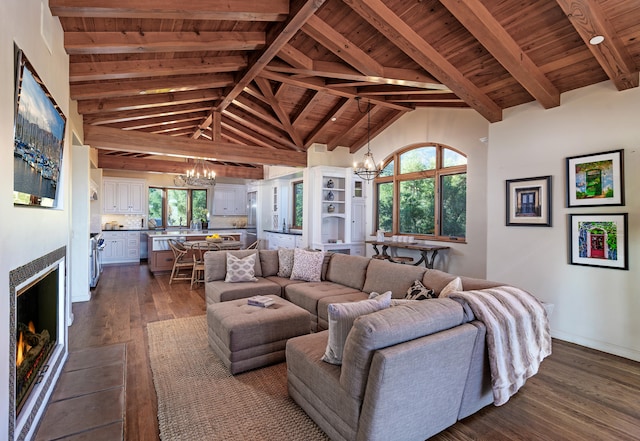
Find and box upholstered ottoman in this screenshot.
[207,295,310,374]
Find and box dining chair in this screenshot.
[168,239,193,284]
[190,242,207,289]
[245,239,262,250]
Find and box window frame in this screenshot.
[374,143,467,243]
[291,180,303,230]
[148,186,210,228]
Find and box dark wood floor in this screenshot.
[68,263,640,441]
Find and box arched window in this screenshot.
[375,143,467,241]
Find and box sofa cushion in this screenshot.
[325,254,371,291]
[284,282,361,316]
[340,298,465,401]
[291,248,324,282]
[405,279,436,300]
[224,253,257,282]
[322,292,392,365]
[362,259,427,298]
[460,276,504,291]
[258,250,279,277]
[204,250,262,282]
[277,248,295,278]
[205,278,281,305]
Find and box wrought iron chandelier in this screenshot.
[174,157,216,187]
[353,97,382,181]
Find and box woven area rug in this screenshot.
[147,315,330,441]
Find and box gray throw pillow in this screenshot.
[290,248,324,282]
[277,248,295,278]
[322,292,391,365]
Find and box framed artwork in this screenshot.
[505,176,552,226]
[569,213,628,270]
[566,149,624,207]
[13,46,67,208]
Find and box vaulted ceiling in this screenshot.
[50,0,640,180]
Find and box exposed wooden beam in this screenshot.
[83,103,213,125]
[77,89,220,115]
[222,109,298,150]
[50,0,289,22]
[64,31,264,55]
[342,0,502,123]
[303,97,352,149]
[69,56,247,82]
[85,125,307,167]
[302,15,384,77]
[108,113,207,131]
[193,0,327,138]
[231,95,285,131]
[266,61,445,91]
[71,74,234,100]
[440,0,560,109]
[259,70,412,112]
[254,77,305,148]
[97,153,264,180]
[555,0,639,90]
[277,43,314,70]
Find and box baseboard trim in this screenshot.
[551,329,640,362]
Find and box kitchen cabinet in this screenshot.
[213,184,247,215]
[265,232,303,250]
[102,231,140,264]
[103,178,146,214]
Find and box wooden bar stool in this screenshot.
[168,239,194,284]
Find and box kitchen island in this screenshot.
[147,230,243,274]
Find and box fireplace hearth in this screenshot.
[9,247,68,441]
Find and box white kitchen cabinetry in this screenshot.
[307,166,366,255]
[213,184,247,215]
[266,232,303,250]
[103,231,140,264]
[103,178,146,214]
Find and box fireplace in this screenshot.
[9,247,68,441]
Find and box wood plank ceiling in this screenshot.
[49,0,640,180]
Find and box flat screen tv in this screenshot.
[13,46,67,208]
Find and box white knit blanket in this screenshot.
[448,286,552,406]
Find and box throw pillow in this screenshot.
[439,276,462,297]
[224,253,258,283]
[405,280,436,300]
[277,248,295,278]
[322,292,392,365]
[290,248,324,282]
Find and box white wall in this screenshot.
[0,0,79,435]
[366,107,490,278]
[487,81,640,361]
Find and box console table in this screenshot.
[365,240,449,269]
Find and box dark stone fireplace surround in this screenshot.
[9,246,67,441]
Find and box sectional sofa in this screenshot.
[203,249,551,441]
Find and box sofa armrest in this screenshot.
[356,323,477,441]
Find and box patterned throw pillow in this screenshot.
[322,292,392,365]
[224,253,257,283]
[290,248,324,282]
[405,280,436,300]
[277,248,295,278]
[439,276,462,297]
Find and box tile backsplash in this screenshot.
[101,214,247,230]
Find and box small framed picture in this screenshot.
[569,213,628,270]
[566,149,624,207]
[505,176,552,226]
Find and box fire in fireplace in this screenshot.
[15,267,58,415]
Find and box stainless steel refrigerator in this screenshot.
[245,191,257,247]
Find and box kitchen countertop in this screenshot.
[103,228,247,233]
[263,229,303,236]
[146,229,246,237]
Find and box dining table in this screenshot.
[365,240,449,269]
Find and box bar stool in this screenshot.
[190,242,207,289]
[168,239,193,284]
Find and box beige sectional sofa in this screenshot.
[204,249,549,441]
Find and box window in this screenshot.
[149,187,209,228]
[375,143,466,241]
[292,180,303,230]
